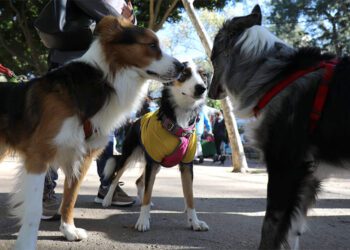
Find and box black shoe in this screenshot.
[220,155,226,164]
[213,154,219,162]
[199,155,204,163]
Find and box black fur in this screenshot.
[45,62,114,121]
[0,61,113,146]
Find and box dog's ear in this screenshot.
[250,5,262,25]
[227,4,262,30]
[94,16,132,42]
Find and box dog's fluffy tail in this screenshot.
[103,157,117,181]
[103,147,145,181]
[8,167,46,225]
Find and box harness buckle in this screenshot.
[166,122,174,131]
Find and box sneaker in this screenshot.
[94,183,135,207]
[42,190,61,221]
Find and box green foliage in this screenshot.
[268,0,350,56]
[206,99,221,110]
[0,0,48,76]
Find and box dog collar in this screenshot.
[161,115,196,138]
[253,60,338,132]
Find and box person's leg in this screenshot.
[42,168,60,220]
[195,134,203,163]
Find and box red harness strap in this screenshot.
[253,60,338,132]
[309,61,337,132]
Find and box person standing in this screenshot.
[195,106,213,164]
[37,0,137,220]
[213,111,228,163]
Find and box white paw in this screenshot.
[189,219,209,231]
[60,222,88,241]
[135,204,151,232]
[102,196,112,207]
[187,208,209,231]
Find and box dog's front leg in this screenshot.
[180,163,209,231]
[15,163,47,250]
[59,153,96,241]
[135,161,160,232]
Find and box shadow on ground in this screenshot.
[1,193,350,249]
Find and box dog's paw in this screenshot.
[135,204,151,232]
[186,208,209,231]
[60,222,88,241]
[102,197,112,207]
[101,189,114,208]
[135,216,150,232]
[189,219,209,231]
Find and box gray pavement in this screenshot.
[0,157,350,250]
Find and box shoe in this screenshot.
[94,183,135,207]
[42,190,61,221]
[220,155,226,164]
[199,155,204,163]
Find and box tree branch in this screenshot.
[154,0,163,21]
[148,0,155,29]
[153,0,179,32]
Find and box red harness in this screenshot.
[253,60,338,132]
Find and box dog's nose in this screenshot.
[174,60,185,72]
[194,84,207,96]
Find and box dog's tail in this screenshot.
[8,166,46,226]
[103,156,118,180]
[103,119,142,181]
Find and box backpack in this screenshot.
[34,0,94,51]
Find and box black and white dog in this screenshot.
[103,61,209,232]
[209,5,350,250]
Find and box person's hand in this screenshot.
[121,1,134,23]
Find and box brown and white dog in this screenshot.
[2,16,183,249]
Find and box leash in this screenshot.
[0,64,14,77]
[253,60,338,133]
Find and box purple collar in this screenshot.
[161,115,196,138]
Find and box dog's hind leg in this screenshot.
[135,160,160,232]
[59,152,97,241]
[14,161,48,250]
[259,161,320,250]
[180,163,209,231]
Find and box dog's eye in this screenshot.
[149,43,157,50]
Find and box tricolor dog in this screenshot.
[103,61,209,232]
[1,16,183,249]
[209,5,350,250]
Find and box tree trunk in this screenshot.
[181,0,248,172]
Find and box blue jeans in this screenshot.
[44,141,114,191]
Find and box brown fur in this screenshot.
[97,16,162,75]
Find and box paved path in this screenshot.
[0,157,349,249]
